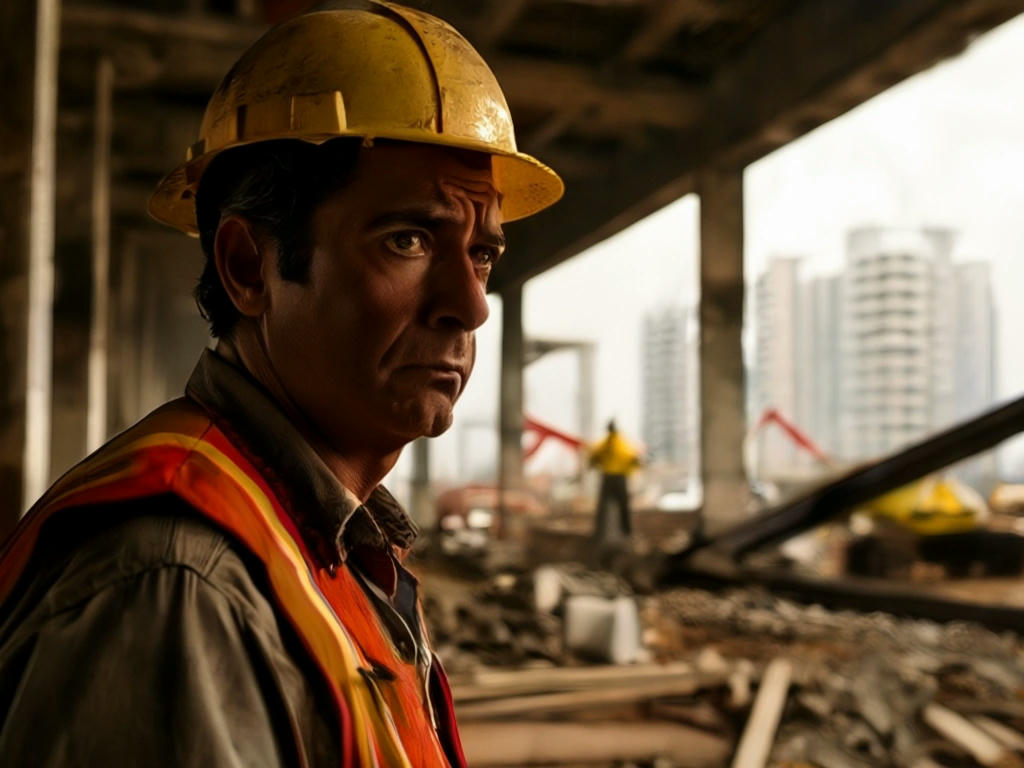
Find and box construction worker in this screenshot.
[0,4,561,767]
[589,420,642,550]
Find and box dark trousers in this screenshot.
[594,473,631,543]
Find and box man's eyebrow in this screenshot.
[366,207,507,250]
[365,206,459,232]
[480,230,507,250]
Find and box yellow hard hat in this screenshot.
[148,1,564,235]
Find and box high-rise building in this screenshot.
[751,257,805,474]
[951,261,998,488]
[837,226,1001,464]
[640,306,698,473]
[839,227,956,459]
[751,227,997,484]
[952,261,997,420]
[803,274,844,458]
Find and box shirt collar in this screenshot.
[184,349,418,570]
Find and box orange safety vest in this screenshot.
[0,399,466,768]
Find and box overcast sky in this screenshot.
[391,11,1024,490]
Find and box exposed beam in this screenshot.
[523,104,592,152]
[479,0,528,47]
[494,57,700,130]
[111,181,159,222]
[528,0,738,148]
[521,146,607,178]
[492,0,1024,291]
[621,0,726,64]
[60,5,703,131]
[61,4,262,47]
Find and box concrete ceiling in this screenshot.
[55,0,1024,290]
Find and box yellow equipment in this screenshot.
[149,1,564,235]
[863,475,988,536]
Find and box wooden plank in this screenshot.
[972,715,1024,753]
[452,661,698,701]
[455,674,723,720]
[459,720,729,767]
[923,703,1009,766]
[730,658,792,768]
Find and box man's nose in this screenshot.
[425,247,491,331]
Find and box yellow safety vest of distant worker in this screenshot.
[589,421,642,556]
[589,421,641,476]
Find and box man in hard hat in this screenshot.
[0,3,561,766]
[589,419,642,553]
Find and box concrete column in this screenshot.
[409,437,432,526]
[698,166,749,536]
[0,0,61,534]
[578,342,595,443]
[498,284,524,532]
[87,57,114,452]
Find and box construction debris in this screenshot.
[731,658,792,768]
[564,594,641,664]
[921,703,1013,767]
[422,562,632,672]
[458,720,731,767]
[418,561,1024,767]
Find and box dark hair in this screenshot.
[194,138,362,337]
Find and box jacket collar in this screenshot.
[184,349,418,571]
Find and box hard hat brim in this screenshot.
[148,134,564,237]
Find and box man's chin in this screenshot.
[388,395,456,441]
[418,403,455,438]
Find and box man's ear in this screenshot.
[213,215,271,319]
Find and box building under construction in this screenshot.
[4,1,1024,766]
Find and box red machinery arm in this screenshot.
[522,415,587,460]
[753,408,832,465]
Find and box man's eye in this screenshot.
[472,247,502,267]
[386,232,427,257]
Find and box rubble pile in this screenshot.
[423,563,633,673]
[648,587,1024,768]
[421,562,1024,767]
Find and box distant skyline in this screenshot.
[389,11,1024,491]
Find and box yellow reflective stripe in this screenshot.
[43,432,200,511]
[42,430,411,768]
[184,437,412,768]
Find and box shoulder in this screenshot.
[0,498,340,767]
[1,495,275,634]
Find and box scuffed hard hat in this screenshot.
[148,1,564,235]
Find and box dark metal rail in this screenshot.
[660,393,1024,629]
[674,392,1024,563]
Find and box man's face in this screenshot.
[261,143,503,454]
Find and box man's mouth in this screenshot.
[400,362,467,390]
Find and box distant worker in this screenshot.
[589,420,642,547]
